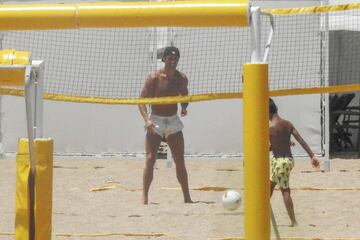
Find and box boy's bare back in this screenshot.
[270,117,294,157]
[269,98,320,168]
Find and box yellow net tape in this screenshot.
[0,90,243,104]
[1,83,358,105]
[264,3,360,16]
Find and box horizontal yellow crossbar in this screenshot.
[0,0,249,30]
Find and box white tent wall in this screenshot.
[329,0,360,108]
[0,0,325,158]
[2,97,323,158]
[329,0,360,151]
[329,30,360,148]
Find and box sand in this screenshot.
[0,158,360,240]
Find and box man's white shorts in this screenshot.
[149,114,184,138]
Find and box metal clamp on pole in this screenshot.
[250,7,274,64]
[261,11,274,63]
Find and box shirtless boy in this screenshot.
[269,98,320,226]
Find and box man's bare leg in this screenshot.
[167,131,193,203]
[281,188,298,226]
[143,131,162,204]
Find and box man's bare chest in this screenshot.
[155,75,181,96]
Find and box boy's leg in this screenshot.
[280,188,297,227]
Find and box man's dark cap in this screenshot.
[162,46,180,61]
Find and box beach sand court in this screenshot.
[0,158,360,240]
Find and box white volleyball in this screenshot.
[222,190,241,211]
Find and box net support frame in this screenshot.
[0,58,45,240]
[320,0,330,172]
[24,62,45,240]
[24,61,45,169]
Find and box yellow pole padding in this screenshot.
[0,0,249,30]
[15,138,54,240]
[0,68,26,86]
[0,49,30,65]
[243,63,270,240]
[0,49,30,86]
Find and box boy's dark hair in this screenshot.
[269,98,278,114]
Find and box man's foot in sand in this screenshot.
[143,196,149,205]
[184,198,194,203]
[290,221,298,227]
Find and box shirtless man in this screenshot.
[269,98,320,226]
[138,46,193,204]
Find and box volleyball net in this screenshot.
[0,2,359,104]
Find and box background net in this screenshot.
[1,27,248,99]
[0,3,359,103]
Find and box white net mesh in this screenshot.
[1,3,359,103]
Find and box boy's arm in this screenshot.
[291,125,320,168]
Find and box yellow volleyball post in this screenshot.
[243,63,270,240]
[16,138,53,240]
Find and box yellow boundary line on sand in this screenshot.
[1,232,360,240]
[210,238,360,240]
[0,232,180,238]
[89,185,360,192]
